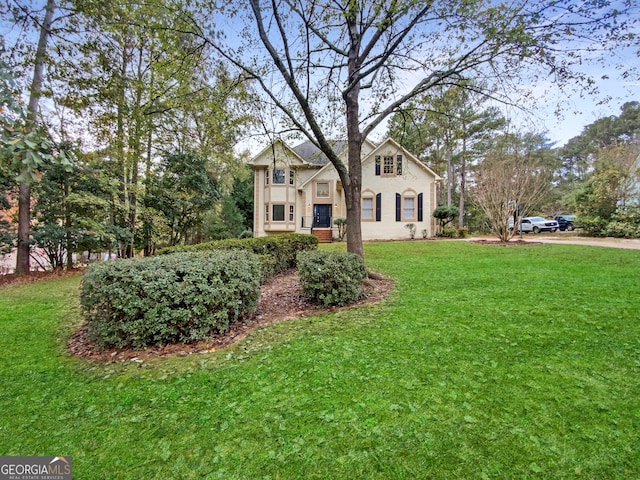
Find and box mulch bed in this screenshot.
[0,268,83,286]
[470,239,542,246]
[67,269,394,363]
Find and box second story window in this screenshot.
[272,168,285,184]
[316,182,330,198]
[376,154,403,176]
[383,156,395,175]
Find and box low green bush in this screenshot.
[578,216,608,237]
[297,251,367,307]
[158,233,318,278]
[604,221,640,238]
[441,226,458,238]
[80,251,261,349]
[256,254,277,280]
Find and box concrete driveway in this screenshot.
[471,234,640,250]
[530,235,640,250]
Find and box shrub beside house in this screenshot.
[79,233,370,349]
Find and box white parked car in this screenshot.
[515,216,559,234]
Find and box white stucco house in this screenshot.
[250,137,441,242]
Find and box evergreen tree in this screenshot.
[144,151,220,247]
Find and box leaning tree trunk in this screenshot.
[16,0,56,274]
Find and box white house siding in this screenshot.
[358,143,438,240]
[252,141,306,237]
[251,138,441,240]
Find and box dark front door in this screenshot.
[313,204,332,228]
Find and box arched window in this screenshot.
[362,190,381,222]
[396,189,420,221]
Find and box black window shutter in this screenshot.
[418,193,423,221]
[395,193,401,221]
[376,193,381,222]
[375,156,380,176]
[397,155,403,175]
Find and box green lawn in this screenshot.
[1,241,639,479]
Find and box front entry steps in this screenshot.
[312,228,333,243]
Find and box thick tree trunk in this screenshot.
[458,162,466,228]
[16,0,56,274]
[343,10,364,258]
[343,150,363,258]
[126,146,138,258]
[16,183,31,273]
[64,177,73,269]
[458,137,467,228]
[143,117,154,256]
[116,46,128,257]
[446,147,453,207]
[344,133,364,257]
[125,46,146,258]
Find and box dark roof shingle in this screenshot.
[292,140,347,165]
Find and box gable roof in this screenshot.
[366,137,442,180]
[291,140,348,165]
[250,138,307,167]
[297,137,440,189]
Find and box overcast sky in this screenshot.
[3,2,638,153]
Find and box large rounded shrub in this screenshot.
[297,251,367,307]
[80,250,261,349]
[157,233,318,279]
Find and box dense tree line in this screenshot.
[1,0,254,271]
[1,1,638,270]
[560,102,640,237]
[388,99,640,239]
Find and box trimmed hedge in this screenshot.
[80,251,261,349]
[297,251,367,307]
[158,233,318,278]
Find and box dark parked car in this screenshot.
[555,215,577,231]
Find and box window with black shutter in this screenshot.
[418,193,423,221]
[376,193,381,222]
[375,156,380,176]
[395,193,401,221]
